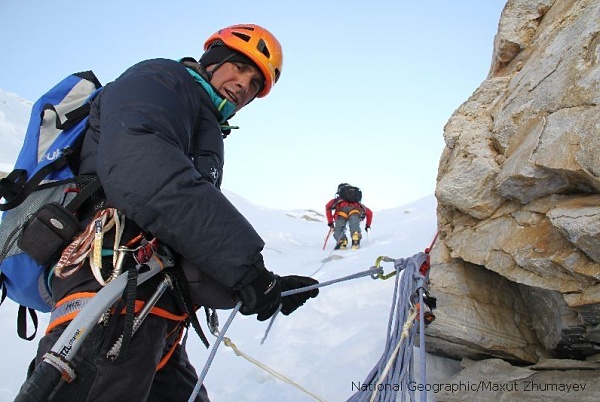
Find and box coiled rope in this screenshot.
[347,253,429,402]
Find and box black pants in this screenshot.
[30,314,210,402]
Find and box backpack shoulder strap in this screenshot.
[17,305,38,341]
[0,158,69,212]
[0,278,39,341]
[64,176,102,212]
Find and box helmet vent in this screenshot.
[256,39,271,59]
[232,32,251,42]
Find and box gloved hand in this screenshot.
[328,222,334,228]
[365,225,371,232]
[236,268,282,321]
[279,275,320,316]
[236,272,320,321]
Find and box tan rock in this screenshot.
[434,0,600,364]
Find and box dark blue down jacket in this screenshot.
[70,58,264,307]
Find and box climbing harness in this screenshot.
[336,208,363,220]
[187,233,439,402]
[14,243,175,402]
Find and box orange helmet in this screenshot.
[204,24,283,98]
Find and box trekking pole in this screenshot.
[14,244,175,402]
[322,228,334,250]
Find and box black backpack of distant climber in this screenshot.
[338,185,362,203]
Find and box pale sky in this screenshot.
[0,1,506,211]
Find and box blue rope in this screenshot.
[187,257,429,402]
[188,302,241,402]
[187,267,384,401]
[346,252,428,402]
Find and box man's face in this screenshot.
[206,62,265,111]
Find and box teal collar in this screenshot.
[183,65,237,124]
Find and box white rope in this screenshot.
[369,307,418,402]
[223,336,326,402]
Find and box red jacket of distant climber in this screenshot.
[326,198,373,227]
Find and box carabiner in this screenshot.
[374,256,397,280]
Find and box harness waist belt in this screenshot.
[48,292,188,334]
[337,209,361,219]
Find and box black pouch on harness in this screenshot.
[17,202,80,266]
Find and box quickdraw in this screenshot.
[375,232,438,280]
[373,232,439,325]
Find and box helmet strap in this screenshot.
[202,53,236,82]
[201,54,259,107]
[181,60,237,123]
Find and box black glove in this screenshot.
[328,222,334,228]
[237,269,282,321]
[279,276,320,316]
[365,225,371,232]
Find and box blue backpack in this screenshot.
[0,71,103,340]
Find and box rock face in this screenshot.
[432,0,600,373]
[436,358,600,402]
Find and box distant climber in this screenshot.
[325,183,373,250]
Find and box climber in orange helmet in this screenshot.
[23,24,318,402]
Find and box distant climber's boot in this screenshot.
[335,237,348,250]
[351,232,360,250]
